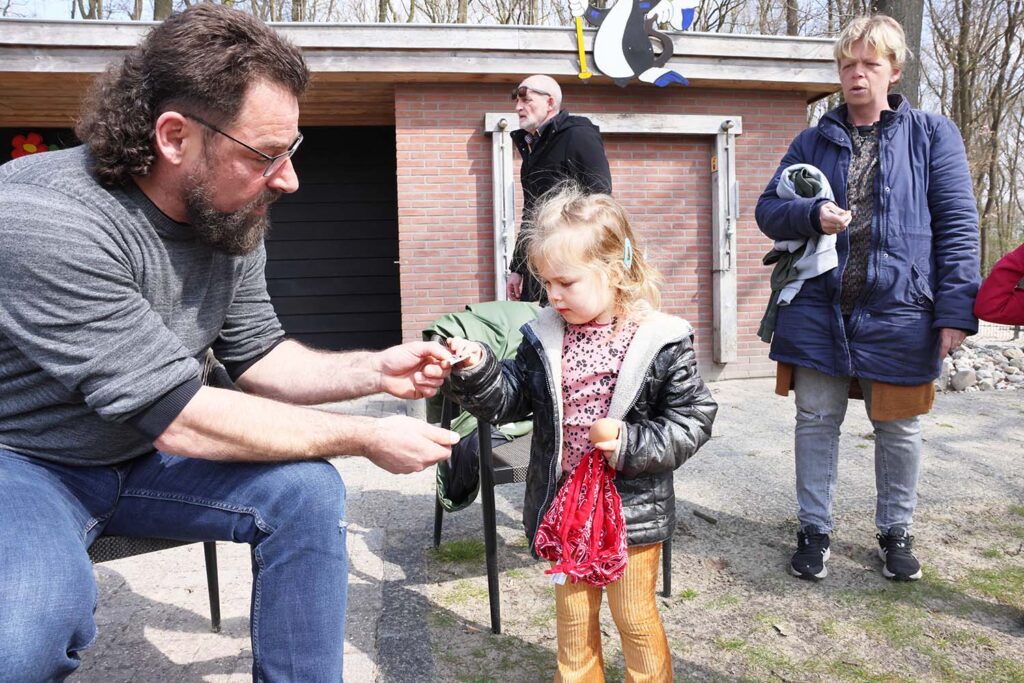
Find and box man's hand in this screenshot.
[506,272,523,301]
[938,328,967,359]
[373,341,452,399]
[818,202,852,235]
[360,415,459,474]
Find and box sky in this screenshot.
[6,0,150,20]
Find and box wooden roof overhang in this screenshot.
[0,20,839,127]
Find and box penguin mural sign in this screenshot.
[568,0,698,87]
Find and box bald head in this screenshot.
[515,74,563,134]
[520,75,563,110]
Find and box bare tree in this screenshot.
[927,0,1024,268]
[872,0,923,105]
[786,0,799,34]
[76,0,103,19]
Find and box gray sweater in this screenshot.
[0,147,284,465]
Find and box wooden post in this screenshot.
[489,117,516,301]
[711,120,738,364]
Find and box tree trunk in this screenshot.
[154,0,172,20]
[458,0,468,23]
[786,0,799,35]
[873,0,923,107]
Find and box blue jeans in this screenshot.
[0,448,347,683]
[793,366,922,534]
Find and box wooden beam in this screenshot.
[0,20,839,96]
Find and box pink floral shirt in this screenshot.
[560,318,639,473]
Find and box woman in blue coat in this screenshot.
[755,15,979,583]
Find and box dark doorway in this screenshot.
[267,126,400,351]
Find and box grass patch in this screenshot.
[1009,505,1024,518]
[428,609,457,628]
[964,566,1024,609]
[507,535,530,548]
[714,637,745,651]
[438,579,489,608]
[678,588,698,600]
[744,645,794,673]
[605,662,625,683]
[987,658,1024,682]
[530,602,557,628]
[706,594,741,609]
[983,548,1003,559]
[505,568,529,580]
[432,539,486,563]
[861,606,927,648]
[827,658,914,682]
[945,627,997,650]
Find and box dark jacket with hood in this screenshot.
[447,308,718,554]
[510,111,612,301]
[755,95,980,384]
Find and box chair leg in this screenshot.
[433,495,444,548]
[661,537,672,598]
[203,541,222,633]
[478,427,502,634]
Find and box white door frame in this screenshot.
[483,112,741,364]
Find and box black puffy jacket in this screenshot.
[448,308,718,552]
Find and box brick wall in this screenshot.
[395,83,808,379]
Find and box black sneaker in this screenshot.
[790,526,831,580]
[877,527,922,581]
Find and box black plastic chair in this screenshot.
[85,351,231,633]
[87,538,221,632]
[433,395,531,635]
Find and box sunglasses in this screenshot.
[184,113,303,178]
[512,86,552,102]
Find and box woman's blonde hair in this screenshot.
[834,14,910,72]
[523,183,663,317]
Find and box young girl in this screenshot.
[447,185,718,682]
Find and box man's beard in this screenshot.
[183,166,281,256]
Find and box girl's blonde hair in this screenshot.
[523,183,663,316]
[834,14,910,72]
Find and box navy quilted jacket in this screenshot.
[755,95,980,384]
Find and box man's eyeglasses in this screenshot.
[184,113,303,178]
[512,86,552,102]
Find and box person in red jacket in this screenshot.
[975,244,1024,324]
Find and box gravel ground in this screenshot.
[69,379,1023,682]
[420,378,1024,683]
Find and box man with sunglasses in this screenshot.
[507,75,612,302]
[0,6,459,682]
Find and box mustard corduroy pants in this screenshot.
[553,542,672,683]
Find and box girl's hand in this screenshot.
[446,338,485,369]
[589,418,622,465]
